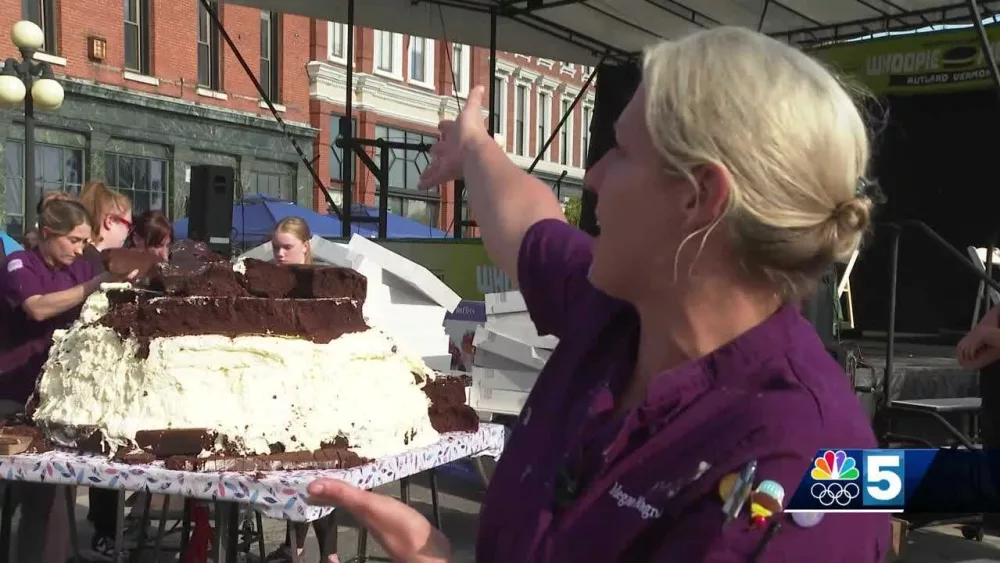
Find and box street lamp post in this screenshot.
[0,21,65,234]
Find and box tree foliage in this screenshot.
[562,196,582,226]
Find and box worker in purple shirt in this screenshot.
[307,27,888,562]
[0,193,129,563]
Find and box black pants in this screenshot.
[88,487,120,538]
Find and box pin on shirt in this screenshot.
[748,480,785,529]
[718,460,757,522]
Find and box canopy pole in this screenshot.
[967,0,1000,94]
[341,0,357,238]
[757,0,770,31]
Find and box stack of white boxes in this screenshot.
[469,291,557,416]
[305,235,461,369]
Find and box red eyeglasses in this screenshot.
[112,215,133,230]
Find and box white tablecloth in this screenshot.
[0,424,505,522]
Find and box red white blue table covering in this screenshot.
[0,423,506,522]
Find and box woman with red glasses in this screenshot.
[77,181,142,560]
[78,181,133,272]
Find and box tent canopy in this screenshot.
[172,194,449,244]
[231,0,1000,63]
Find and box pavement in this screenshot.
[6,471,1000,562]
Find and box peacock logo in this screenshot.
[810,450,860,481]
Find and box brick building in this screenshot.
[0,0,316,236]
[308,22,595,233]
[0,1,592,237]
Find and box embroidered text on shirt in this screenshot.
[7,258,23,272]
[608,482,662,520]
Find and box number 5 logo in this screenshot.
[863,451,905,506]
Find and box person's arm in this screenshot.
[20,273,108,322]
[960,346,1000,370]
[462,134,566,285]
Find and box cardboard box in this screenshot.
[349,235,461,312]
[484,290,527,315]
[473,327,551,370]
[472,366,540,393]
[468,386,529,416]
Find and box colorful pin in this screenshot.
[790,511,825,528]
[749,480,786,528]
[719,460,757,522]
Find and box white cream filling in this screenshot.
[35,292,441,459]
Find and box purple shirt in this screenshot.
[0,249,96,403]
[476,219,888,562]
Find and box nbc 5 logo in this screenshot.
[862,450,905,507]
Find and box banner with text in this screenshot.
[812,25,1000,95]
[380,239,514,301]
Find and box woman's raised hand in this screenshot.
[418,85,489,189]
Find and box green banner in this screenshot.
[379,239,515,301]
[812,25,1000,95]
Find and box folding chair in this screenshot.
[968,246,1000,329]
[837,249,860,330]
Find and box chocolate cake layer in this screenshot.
[242,258,367,302]
[423,376,479,434]
[150,262,250,297]
[101,294,368,345]
[102,248,163,279]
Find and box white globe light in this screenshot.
[0,74,26,108]
[11,21,44,51]
[31,77,63,110]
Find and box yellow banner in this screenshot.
[812,24,1000,94]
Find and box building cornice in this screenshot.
[60,78,316,136]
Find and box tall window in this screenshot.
[246,171,293,200]
[491,76,503,135]
[537,92,550,159]
[451,44,470,95]
[374,31,402,77]
[3,141,84,236]
[559,99,572,166]
[581,105,592,166]
[514,84,527,156]
[260,11,280,101]
[197,0,221,89]
[409,37,426,83]
[105,154,169,214]
[124,0,150,74]
[21,0,56,53]
[328,23,347,63]
[373,125,440,228]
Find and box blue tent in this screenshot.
[0,231,23,255]
[350,205,450,239]
[172,194,376,245]
[173,195,449,244]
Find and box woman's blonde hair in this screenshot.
[78,181,132,242]
[273,216,313,264]
[642,27,872,298]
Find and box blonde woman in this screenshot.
[271,216,313,265]
[307,27,887,561]
[266,216,339,563]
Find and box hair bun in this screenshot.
[833,197,870,233]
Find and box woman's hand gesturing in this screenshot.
[308,479,451,563]
[418,85,489,189]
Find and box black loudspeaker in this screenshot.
[579,60,642,237]
[188,165,235,256]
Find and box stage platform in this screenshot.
[851,340,979,401]
[846,339,981,446]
